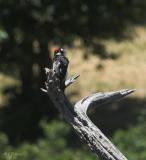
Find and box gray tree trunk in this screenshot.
[41,68,135,160]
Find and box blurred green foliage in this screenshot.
[113,112,146,160]
[0,120,97,160]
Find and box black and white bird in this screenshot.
[53,48,69,90]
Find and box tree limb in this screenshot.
[75,89,135,113]
[65,74,80,88]
[41,68,135,160]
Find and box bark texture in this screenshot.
[41,68,135,160]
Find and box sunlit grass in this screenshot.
[0,73,20,107]
[1,26,146,104]
[66,26,146,101]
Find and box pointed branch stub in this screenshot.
[75,89,135,113]
[65,74,80,88]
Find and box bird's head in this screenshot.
[54,48,65,56]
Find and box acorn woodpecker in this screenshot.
[53,48,69,90]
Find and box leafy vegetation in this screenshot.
[0,120,97,160]
[113,112,146,160]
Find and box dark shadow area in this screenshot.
[89,97,146,136]
[0,0,146,146]
[0,87,59,145]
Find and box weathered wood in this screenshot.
[65,74,80,88]
[41,68,135,160]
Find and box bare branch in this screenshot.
[40,88,47,93]
[75,89,135,113]
[41,68,135,160]
[65,74,80,88]
[44,67,50,74]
